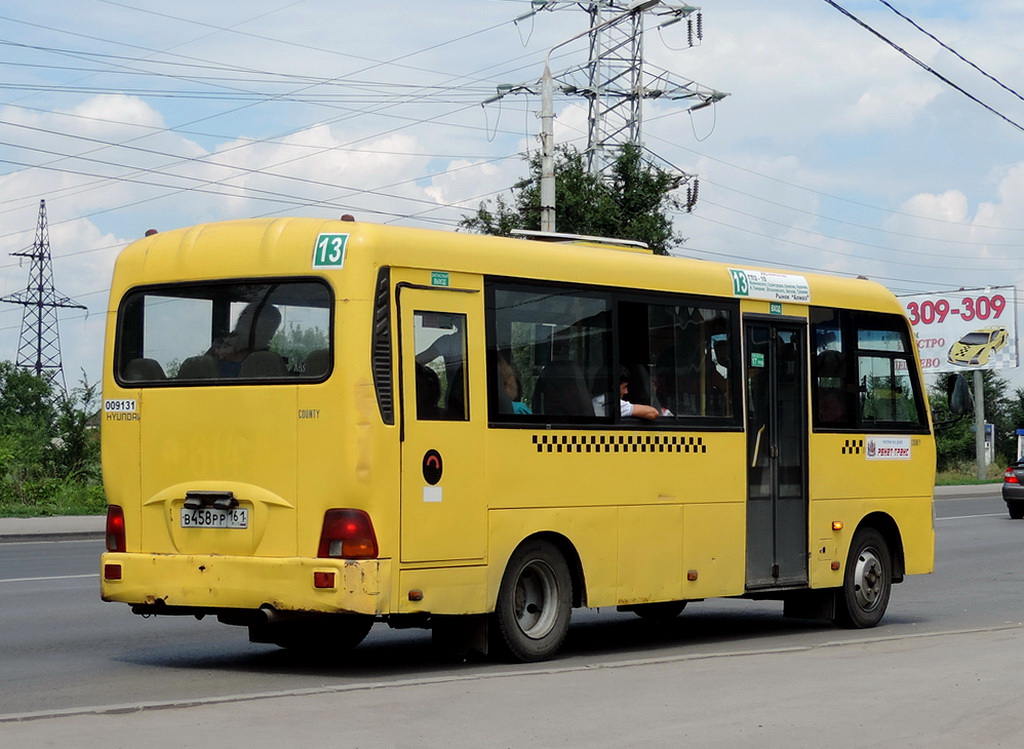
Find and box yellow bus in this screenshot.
[100,217,935,662]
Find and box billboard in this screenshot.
[899,286,1018,375]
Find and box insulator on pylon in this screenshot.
[688,19,693,47]
[697,13,703,41]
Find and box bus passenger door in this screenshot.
[744,320,808,589]
[398,283,486,563]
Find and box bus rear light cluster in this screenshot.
[106,505,126,553]
[317,509,378,559]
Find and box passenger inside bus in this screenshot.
[496,354,532,415]
[208,301,283,377]
[592,366,662,420]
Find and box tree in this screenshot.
[0,361,55,480]
[0,362,104,515]
[930,370,1016,471]
[270,322,329,371]
[460,144,687,255]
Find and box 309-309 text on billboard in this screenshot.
[905,293,1006,326]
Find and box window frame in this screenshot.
[113,276,334,388]
[484,276,742,430]
[810,307,929,434]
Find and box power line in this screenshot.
[875,0,1024,104]
[820,0,1024,134]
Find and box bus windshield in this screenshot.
[115,279,332,384]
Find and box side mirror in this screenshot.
[947,374,974,417]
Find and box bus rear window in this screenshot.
[115,279,332,385]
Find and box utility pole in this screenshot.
[1,200,86,392]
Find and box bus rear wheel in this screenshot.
[492,540,572,662]
[835,528,892,629]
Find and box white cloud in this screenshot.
[2,0,1023,388]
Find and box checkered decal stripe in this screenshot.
[842,439,864,455]
[532,434,707,454]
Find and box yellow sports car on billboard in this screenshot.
[947,327,1009,367]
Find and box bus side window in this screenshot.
[534,360,592,416]
[648,303,734,419]
[811,307,925,431]
[815,349,848,424]
[415,311,468,421]
[487,284,610,423]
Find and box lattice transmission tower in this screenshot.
[1,200,86,391]
[518,1,727,177]
[490,1,727,230]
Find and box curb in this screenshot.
[0,516,105,544]
[0,530,105,544]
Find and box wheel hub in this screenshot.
[853,548,883,611]
[514,561,558,639]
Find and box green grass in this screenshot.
[0,481,106,518]
[935,462,1007,486]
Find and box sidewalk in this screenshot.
[0,484,1002,543]
[0,514,105,543]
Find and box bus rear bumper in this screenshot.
[100,552,391,617]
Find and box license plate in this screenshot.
[180,507,249,529]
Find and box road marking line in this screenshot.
[0,574,96,583]
[937,513,1005,521]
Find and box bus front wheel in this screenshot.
[835,528,892,629]
[492,540,572,662]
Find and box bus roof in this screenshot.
[113,217,905,316]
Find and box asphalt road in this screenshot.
[2,485,1020,747]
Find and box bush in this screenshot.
[0,363,104,517]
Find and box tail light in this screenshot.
[1006,468,1020,484]
[318,509,378,559]
[106,505,126,552]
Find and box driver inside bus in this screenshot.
[208,301,282,376]
[592,366,663,420]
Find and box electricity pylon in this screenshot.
[1,200,86,391]
[514,1,726,175]
[491,1,727,230]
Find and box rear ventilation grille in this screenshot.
[371,267,394,425]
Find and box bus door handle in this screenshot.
[751,425,765,468]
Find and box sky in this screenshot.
[0,0,1022,394]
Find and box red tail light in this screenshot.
[1006,468,1020,484]
[318,509,378,559]
[106,505,126,552]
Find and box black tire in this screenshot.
[1008,502,1024,520]
[250,614,374,652]
[491,539,573,662]
[619,601,687,621]
[834,528,892,629]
